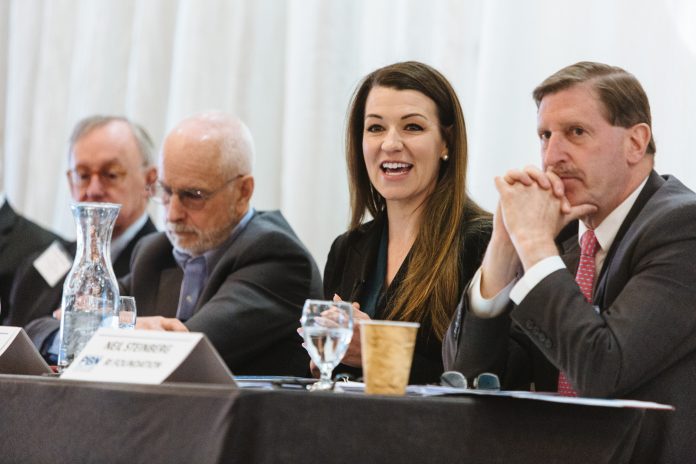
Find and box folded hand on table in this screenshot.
[135,316,188,332]
[54,307,187,335]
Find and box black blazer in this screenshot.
[8,218,156,330]
[444,172,696,464]
[121,210,323,376]
[0,201,59,321]
[324,207,492,384]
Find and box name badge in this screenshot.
[61,328,235,385]
[33,241,72,287]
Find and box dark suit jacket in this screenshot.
[11,218,156,342]
[325,207,492,384]
[0,201,59,321]
[443,172,696,464]
[121,210,323,376]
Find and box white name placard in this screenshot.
[0,327,16,354]
[60,328,235,385]
[0,326,53,375]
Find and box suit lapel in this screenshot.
[113,246,133,277]
[556,221,580,271]
[194,213,257,310]
[112,218,156,277]
[155,267,181,318]
[346,214,385,302]
[130,233,181,318]
[593,171,663,306]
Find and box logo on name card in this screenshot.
[75,355,102,371]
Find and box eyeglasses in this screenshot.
[150,175,244,210]
[67,168,129,188]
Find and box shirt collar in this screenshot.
[578,176,649,252]
[0,193,5,207]
[111,213,149,262]
[173,207,255,271]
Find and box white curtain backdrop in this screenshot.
[1,0,695,271]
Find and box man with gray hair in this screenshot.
[7,116,158,347]
[122,111,322,375]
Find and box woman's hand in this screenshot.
[330,294,370,368]
[302,294,370,377]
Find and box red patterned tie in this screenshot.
[557,229,599,396]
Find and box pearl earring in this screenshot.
[441,153,449,161]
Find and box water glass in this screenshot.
[118,296,137,330]
[301,299,353,391]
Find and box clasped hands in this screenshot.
[480,166,597,297]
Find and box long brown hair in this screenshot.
[346,61,488,340]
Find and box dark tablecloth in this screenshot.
[0,374,646,463]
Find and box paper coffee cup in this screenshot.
[360,320,420,395]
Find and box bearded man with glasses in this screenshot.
[120,111,322,376]
[8,116,158,358]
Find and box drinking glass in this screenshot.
[301,299,353,391]
[118,296,137,330]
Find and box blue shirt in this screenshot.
[172,208,254,321]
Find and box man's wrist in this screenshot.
[510,256,566,304]
[513,235,558,271]
[479,232,521,296]
[469,268,517,318]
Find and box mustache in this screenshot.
[547,165,581,179]
[166,222,199,235]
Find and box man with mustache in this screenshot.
[443,62,696,463]
[122,111,322,375]
[7,116,158,349]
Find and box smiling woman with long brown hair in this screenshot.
[321,61,492,384]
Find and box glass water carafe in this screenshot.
[57,202,121,369]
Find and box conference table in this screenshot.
[0,373,648,463]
